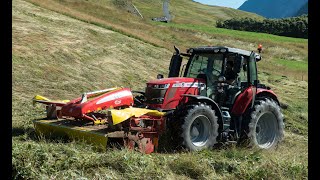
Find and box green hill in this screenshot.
[13,0,308,179]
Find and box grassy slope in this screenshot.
[25,0,308,80]
[13,0,308,179]
[132,0,264,25]
[24,0,263,49]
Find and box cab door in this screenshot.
[248,51,258,108]
[231,51,257,115]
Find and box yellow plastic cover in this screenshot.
[110,107,165,125]
[34,95,51,101]
[33,95,70,105]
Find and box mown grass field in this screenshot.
[13,0,308,179]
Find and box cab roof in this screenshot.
[188,46,257,57]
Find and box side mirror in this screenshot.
[168,49,183,78]
[157,74,164,79]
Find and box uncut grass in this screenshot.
[13,0,308,179]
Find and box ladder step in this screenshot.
[221,107,229,111]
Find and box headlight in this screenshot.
[158,84,170,88]
[220,48,227,53]
[148,84,170,89]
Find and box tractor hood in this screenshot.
[145,77,206,110]
[147,77,205,85]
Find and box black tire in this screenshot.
[181,103,219,151]
[246,98,284,149]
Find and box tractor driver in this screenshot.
[225,61,237,85]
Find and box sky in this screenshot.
[193,0,247,9]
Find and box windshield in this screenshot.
[185,53,224,80]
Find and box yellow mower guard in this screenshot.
[33,119,109,150]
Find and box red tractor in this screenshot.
[138,45,284,150]
[33,46,284,153]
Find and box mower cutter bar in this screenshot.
[33,119,125,150]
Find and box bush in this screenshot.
[216,15,308,39]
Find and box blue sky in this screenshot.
[193,0,247,9]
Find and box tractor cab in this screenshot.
[168,46,261,109]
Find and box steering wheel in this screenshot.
[212,67,221,74]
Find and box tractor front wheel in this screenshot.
[181,103,219,151]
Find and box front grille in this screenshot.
[145,87,167,104]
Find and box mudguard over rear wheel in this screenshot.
[245,98,284,149]
[181,104,219,151]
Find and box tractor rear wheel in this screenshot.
[245,98,284,149]
[181,103,219,151]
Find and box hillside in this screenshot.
[238,0,308,18]
[13,0,308,179]
[24,0,264,51]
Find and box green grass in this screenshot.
[275,58,308,71]
[25,0,308,82]
[12,0,308,179]
[158,23,308,44]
